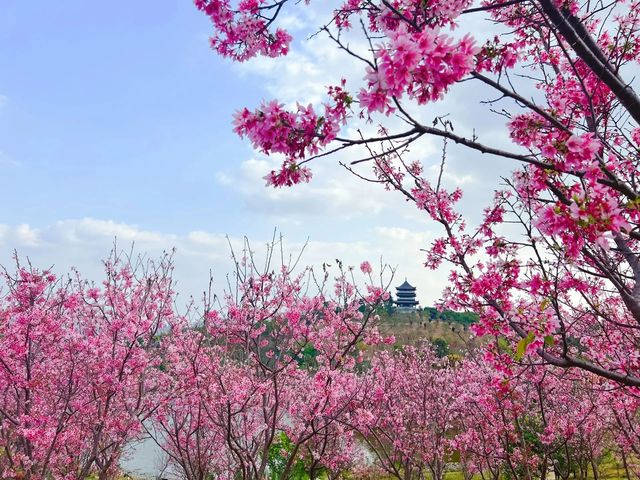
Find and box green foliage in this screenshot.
[373,299,397,320]
[267,432,308,480]
[433,337,450,358]
[421,307,478,325]
[382,299,396,316]
[515,332,535,360]
[355,359,372,373]
[496,336,512,355]
[296,343,319,369]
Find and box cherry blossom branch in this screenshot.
[539,0,640,125]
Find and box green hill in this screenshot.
[376,304,480,356]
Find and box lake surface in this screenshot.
[120,437,168,479]
[120,434,376,478]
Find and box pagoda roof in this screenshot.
[396,279,416,291]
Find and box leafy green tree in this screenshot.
[433,338,450,358]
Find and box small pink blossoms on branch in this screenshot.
[194,0,295,61]
[233,80,353,186]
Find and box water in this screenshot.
[120,437,168,479]
[120,434,376,479]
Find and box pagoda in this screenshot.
[395,279,419,309]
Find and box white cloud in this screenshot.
[221,15,520,231]
[375,226,431,244]
[234,24,371,108]
[215,156,390,222]
[0,94,7,109]
[0,224,41,248]
[0,219,449,306]
[16,224,40,247]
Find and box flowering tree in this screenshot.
[351,344,458,480]
[606,390,640,477]
[0,253,175,479]
[72,253,175,479]
[0,252,633,479]
[0,266,88,478]
[194,0,640,387]
[453,355,627,480]
[152,248,393,479]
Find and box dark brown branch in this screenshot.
[538,0,640,125]
[463,0,529,15]
[471,72,570,133]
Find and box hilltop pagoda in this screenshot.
[395,280,419,309]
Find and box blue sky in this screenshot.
[0,1,257,232]
[0,1,512,305]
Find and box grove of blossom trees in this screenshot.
[0,245,637,478]
[4,0,640,477]
[149,251,394,479]
[1,250,639,479]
